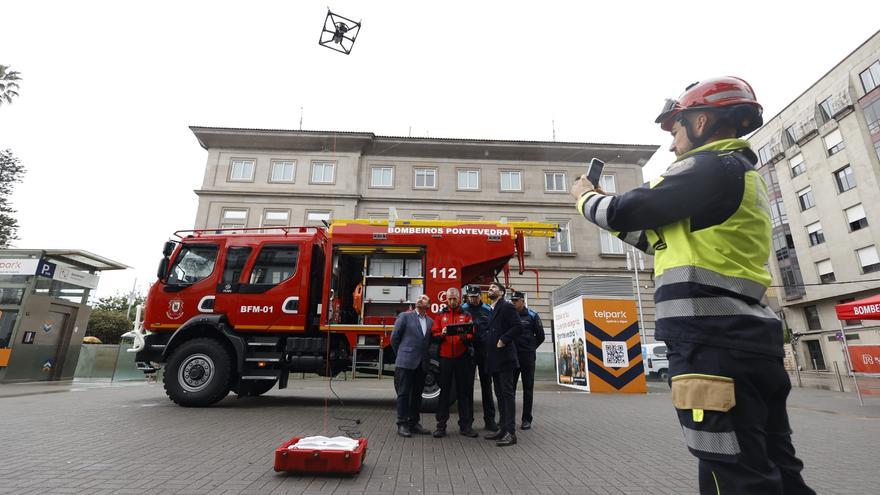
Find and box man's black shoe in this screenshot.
[432,427,446,438]
[520,421,531,430]
[496,432,517,447]
[410,423,431,435]
[397,425,412,438]
[460,427,479,438]
[484,430,505,440]
[484,421,500,432]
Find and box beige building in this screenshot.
[750,30,880,373]
[189,127,659,345]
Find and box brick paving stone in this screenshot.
[0,378,877,494]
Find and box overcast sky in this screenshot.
[2,1,878,300]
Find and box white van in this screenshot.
[642,342,669,381]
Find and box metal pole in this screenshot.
[833,361,844,392]
[838,321,864,406]
[791,337,803,387]
[630,246,646,345]
[813,359,819,375]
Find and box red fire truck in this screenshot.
[128,219,556,407]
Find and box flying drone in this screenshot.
[319,9,361,55]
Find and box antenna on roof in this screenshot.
[299,106,304,130]
[552,120,556,141]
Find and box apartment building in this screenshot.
[750,30,880,373]
[189,127,659,345]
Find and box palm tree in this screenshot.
[0,65,22,106]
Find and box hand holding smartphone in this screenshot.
[586,158,605,187]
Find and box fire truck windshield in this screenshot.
[167,244,218,286]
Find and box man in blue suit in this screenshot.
[391,294,433,437]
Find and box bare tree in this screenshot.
[0,150,25,247]
[0,65,22,106]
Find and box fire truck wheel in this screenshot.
[164,338,233,407]
[233,379,277,397]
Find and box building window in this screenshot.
[310,161,335,184]
[456,215,483,221]
[845,204,868,232]
[833,165,856,193]
[789,154,805,178]
[305,211,331,226]
[599,174,617,193]
[819,97,834,123]
[262,209,290,227]
[757,144,772,166]
[784,125,797,147]
[857,245,880,274]
[545,172,566,192]
[599,230,625,255]
[500,171,522,191]
[270,160,295,183]
[806,222,825,246]
[457,169,480,190]
[859,60,880,94]
[863,98,880,135]
[370,166,394,188]
[414,168,437,189]
[823,129,845,156]
[816,259,835,284]
[770,199,788,228]
[797,187,815,211]
[220,208,247,231]
[838,298,862,326]
[229,159,255,182]
[548,220,572,253]
[803,305,822,331]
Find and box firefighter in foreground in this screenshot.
[570,77,814,494]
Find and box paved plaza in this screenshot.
[0,377,877,495]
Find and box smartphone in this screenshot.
[586,158,605,187]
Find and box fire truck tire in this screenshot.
[233,379,277,397]
[164,338,233,407]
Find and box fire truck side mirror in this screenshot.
[162,241,176,257]
[157,257,169,281]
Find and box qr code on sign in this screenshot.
[602,341,629,368]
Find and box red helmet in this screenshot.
[655,77,763,135]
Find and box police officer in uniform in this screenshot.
[571,77,814,494]
[510,291,544,430]
[461,284,498,432]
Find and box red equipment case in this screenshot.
[273,436,368,474]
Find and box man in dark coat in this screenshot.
[483,282,522,446]
[391,294,433,437]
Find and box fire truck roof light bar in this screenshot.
[173,226,322,238]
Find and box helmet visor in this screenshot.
[654,98,679,124]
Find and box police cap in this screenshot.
[510,291,526,300]
[464,285,481,296]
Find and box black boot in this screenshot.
[397,424,412,438]
[520,420,531,430]
[484,420,499,432]
[484,430,504,440]
[410,423,431,435]
[432,426,446,438]
[460,426,479,438]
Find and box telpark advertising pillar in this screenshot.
[553,296,647,393]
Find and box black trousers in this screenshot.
[473,344,496,424]
[436,354,475,429]
[667,342,815,495]
[395,366,426,427]
[514,352,536,423]
[492,370,517,434]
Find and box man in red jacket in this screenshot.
[431,287,478,438]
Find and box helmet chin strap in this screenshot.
[679,113,719,149]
